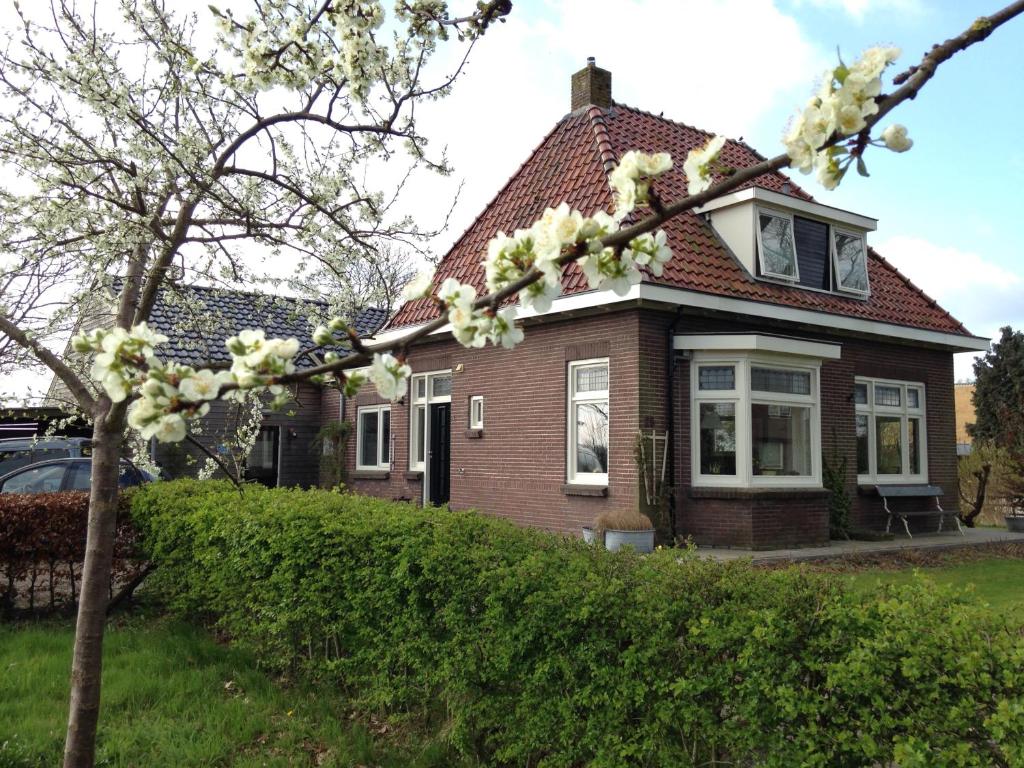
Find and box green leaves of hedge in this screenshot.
[131,480,1024,767]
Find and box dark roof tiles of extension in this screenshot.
[389,103,969,337]
[140,283,388,368]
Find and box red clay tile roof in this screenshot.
[390,104,970,337]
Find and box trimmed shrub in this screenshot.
[0,491,138,615]
[132,480,1024,767]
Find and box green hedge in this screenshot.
[132,480,1024,767]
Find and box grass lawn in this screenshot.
[840,557,1024,625]
[0,614,468,768]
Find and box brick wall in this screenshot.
[640,308,958,548]
[331,304,959,548]
[338,310,642,535]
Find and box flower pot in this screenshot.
[581,526,599,545]
[603,528,655,554]
[1005,515,1024,533]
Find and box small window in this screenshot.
[853,383,868,405]
[431,374,452,397]
[756,210,799,281]
[832,228,869,295]
[751,367,810,395]
[357,405,391,470]
[698,365,735,391]
[874,384,901,408]
[469,396,484,429]
[568,359,609,485]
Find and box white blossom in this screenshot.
[682,135,726,197]
[881,124,913,152]
[401,271,434,301]
[368,352,411,401]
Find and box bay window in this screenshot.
[691,354,821,487]
[568,358,609,485]
[854,377,927,482]
[356,405,391,470]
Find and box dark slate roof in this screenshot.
[140,283,387,368]
[390,103,970,338]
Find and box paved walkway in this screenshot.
[696,527,1024,564]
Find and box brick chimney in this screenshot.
[570,57,612,111]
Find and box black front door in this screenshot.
[428,403,451,506]
[244,426,280,487]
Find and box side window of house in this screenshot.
[356,405,391,470]
[567,359,609,485]
[469,396,484,429]
[756,210,799,282]
[854,378,926,481]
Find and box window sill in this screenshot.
[465,428,483,439]
[689,486,828,500]
[352,469,390,480]
[405,470,424,481]
[562,484,608,498]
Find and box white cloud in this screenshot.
[790,0,924,22]
[875,234,1024,380]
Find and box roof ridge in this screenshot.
[866,247,970,335]
[585,105,618,174]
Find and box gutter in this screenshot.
[665,306,686,543]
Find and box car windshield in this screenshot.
[1,463,66,493]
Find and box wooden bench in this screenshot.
[875,485,963,538]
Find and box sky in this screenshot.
[2,0,1022,400]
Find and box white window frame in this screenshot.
[567,358,609,486]
[855,376,927,483]
[408,369,452,472]
[755,207,800,283]
[691,353,822,488]
[469,395,484,429]
[831,227,871,296]
[356,405,391,471]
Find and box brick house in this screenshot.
[336,61,989,549]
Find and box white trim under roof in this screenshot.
[695,187,878,232]
[675,333,842,359]
[369,282,988,353]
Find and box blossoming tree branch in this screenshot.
[75,2,1024,444]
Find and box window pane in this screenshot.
[751,404,812,476]
[380,410,390,464]
[360,411,379,467]
[834,231,869,292]
[575,402,608,474]
[415,377,426,400]
[854,383,868,405]
[415,406,426,463]
[907,388,920,409]
[856,415,870,475]
[431,375,452,397]
[250,429,276,469]
[471,398,483,427]
[67,462,92,491]
[875,416,902,475]
[1,464,66,493]
[908,417,921,475]
[759,213,798,278]
[575,364,608,394]
[874,385,901,407]
[699,403,736,476]
[751,367,811,395]
[698,365,735,391]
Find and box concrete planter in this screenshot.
[1005,515,1024,533]
[603,528,655,554]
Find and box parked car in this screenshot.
[0,458,152,494]
[0,436,92,477]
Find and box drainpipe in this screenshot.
[665,307,686,544]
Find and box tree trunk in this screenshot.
[62,407,124,768]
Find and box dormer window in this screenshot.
[756,210,799,282]
[832,228,869,295]
[697,188,876,300]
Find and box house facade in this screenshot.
[336,62,989,549]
